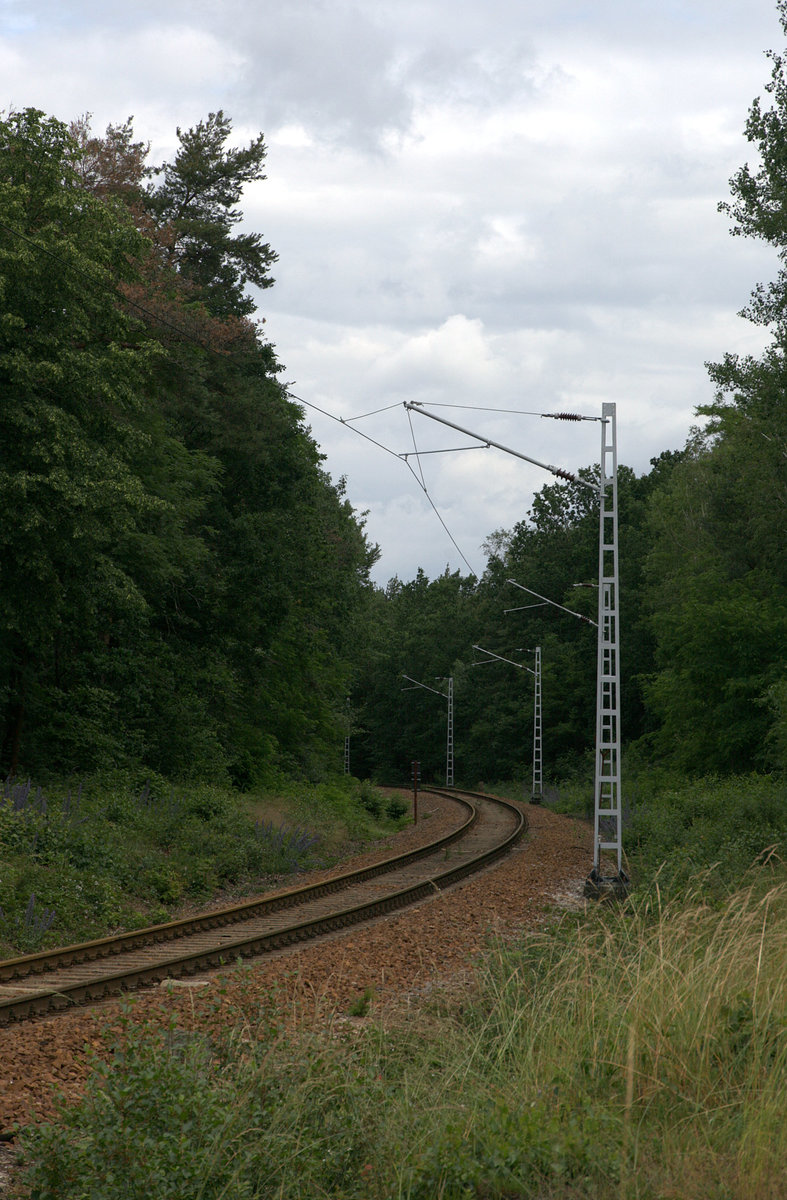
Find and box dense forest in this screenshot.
[2,0,787,796]
[0,108,378,787]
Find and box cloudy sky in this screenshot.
[2,0,782,582]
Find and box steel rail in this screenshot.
[0,793,477,985]
[0,789,525,1025]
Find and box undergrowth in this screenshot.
[14,859,787,1199]
[0,773,408,955]
[10,774,787,1198]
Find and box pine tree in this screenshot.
[145,111,277,320]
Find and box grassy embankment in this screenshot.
[9,771,787,1198]
[0,773,409,957]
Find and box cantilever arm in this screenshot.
[506,580,597,627]
[472,645,536,677]
[404,402,599,493]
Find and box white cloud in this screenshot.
[2,0,782,582]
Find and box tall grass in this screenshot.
[17,863,787,1199]
[396,865,787,1199]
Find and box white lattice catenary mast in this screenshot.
[401,674,454,787]
[587,403,626,894]
[403,400,627,895]
[471,644,542,803]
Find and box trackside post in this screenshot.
[411,760,420,823]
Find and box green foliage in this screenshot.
[385,795,409,821]
[145,109,277,319]
[358,785,382,818]
[626,772,787,894]
[409,1096,616,1198]
[0,771,411,955]
[354,567,477,783]
[19,998,394,1199]
[765,677,787,770]
[0,108,377,785]
[635,0,787,775]
[0,108,168,774]
[18,1019,240,1199]
[0,775,329,954]
[718,0,787,333]
[642,428,787,774]
[347,986,375,1017]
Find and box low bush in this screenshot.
[17,1018,241,1200]
[625,772,787,896]
[385,795,409,821]
[0,773,403,954]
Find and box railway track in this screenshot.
[0,789,525,1025]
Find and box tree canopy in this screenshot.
[0,108,376,784]
[6,1,787,799]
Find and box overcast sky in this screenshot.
[2,0,782,583]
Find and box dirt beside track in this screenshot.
[0,794,593,1139]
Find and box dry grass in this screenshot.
[399,867,787,1198]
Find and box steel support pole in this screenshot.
[471,645,537,802]
[531,645,542,803]
[446,676,454,787]
[590,402,625,886]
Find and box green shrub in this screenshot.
[409,1096,618,1198]
[385,796,408,822]
[142,866,184,906]
[360,793,382,818]
[0,769,420,953]
[18,1019,240,1199]
[0,774,324,951]
[18,1006,397,1200]
[626,772,787,894]
[358,777,383,818]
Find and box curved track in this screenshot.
[0,789,524,1025]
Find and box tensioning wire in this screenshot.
[417,402,601,421]
[293,391,477,577]
[342,402,403,422]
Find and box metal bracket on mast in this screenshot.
[403,403,599,492]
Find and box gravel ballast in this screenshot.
[0,794,594,1135]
